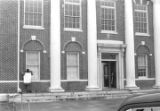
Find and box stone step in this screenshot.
[8,89,158,103]
[9,91,131,103]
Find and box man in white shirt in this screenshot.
[23,69,33,93]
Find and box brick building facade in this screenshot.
[0,0,159,93]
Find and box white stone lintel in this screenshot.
[49,87,64,92]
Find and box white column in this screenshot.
[17,0,21,93]
[86,0,100,91]
[49,0,64,92]
[124,0,139,89]
[153,0,160,88]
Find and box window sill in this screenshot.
[31,80,50,82]
[23,25,45,30]
[136,77,155,80]
[101,30,118,34]
[19,80,50,82]
[61,79,88,82]
[135,32,150,37]
[64,28,83,32]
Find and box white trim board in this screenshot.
[97,40,124,45]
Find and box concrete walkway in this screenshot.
[1,89,159,111]
[0,98,124,111]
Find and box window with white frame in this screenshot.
[24,0,43,27]
[66,52,79,80]
[0,9,2,25]
[101,0,116,32]
[134,4,148,34]
[137,55,148,78]
[64,0,81,29]
[26,51,40,80]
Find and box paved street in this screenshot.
[0,98,124,111]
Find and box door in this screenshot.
[103,61,116,88]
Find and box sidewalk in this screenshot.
[1,98,124,111]
[16,98,124,111]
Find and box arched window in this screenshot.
[137,54,148,77]
[23,40,43,81]
[65,42,82,80]
[136,46,150,78]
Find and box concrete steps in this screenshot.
[7,89,160,103]
[9,90,131,103]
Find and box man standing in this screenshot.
[23,69,33,93]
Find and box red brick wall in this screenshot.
[62,81,88,92]
[19,0,51,92]
[96,0,125,41]
[60,0,88,91]
[20,82,49,93]
[136,80,155,89]
[0,0,18,93]
[124,80,155,89]
[134,2,155,78]
[19,0,50,81]
[0,0,156,92]
[60,0,88,80]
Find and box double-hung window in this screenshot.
[26,51,40,81]
[137,55,148,78]
[66,52,79,80]
[24,0,43,28]
[64,0,81,30]
[135,4,148,35]
[101,0,116,33]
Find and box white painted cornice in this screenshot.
[151,0,160,4]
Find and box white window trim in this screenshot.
[97,40,124,44]
[23,25,45,30]
[24,0,44,28]
[101,30,118,34]
[136,77,155,80]
[135,4,149,35]
[137,55,148,78]
[66,52,80,81]
[100,0,117,33]
[135,32,150,36]
[137,76,148,80]
[64,0,82,31]
[64,28,83,32]
[26,51,41,81]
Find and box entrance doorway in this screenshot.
[98,50,125,90]
[103,61,116,88]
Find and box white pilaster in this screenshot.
[49,0,64,92]
[152,0,160,88]
[86,0,100,91]
[124,0,139,89]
